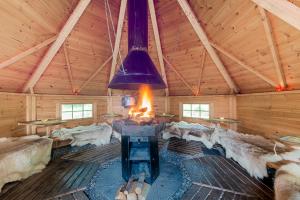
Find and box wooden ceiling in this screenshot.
[0,0,300,96]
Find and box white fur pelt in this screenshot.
[0,135,52,192]
[52,123,112,147]
[275,163,300,200]
[162,121,213,144]
[211,126,300,179]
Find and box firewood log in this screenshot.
[127,193,137,200]
[124,177,135,195]
[135,173,146,194]
[137,183,150,200]
[115,183,127,200]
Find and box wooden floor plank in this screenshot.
[183,156,273,200]
[0,160,96,200]
[62,143,120,164]
[167,137,204,155]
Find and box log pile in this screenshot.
[115,173,150,200]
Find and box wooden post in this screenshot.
[0,36,57,69]
[196,50,206,96]
[258,7,287,88]
[177,0,239,94]
[63,42,75,93]
[108,0,127,96]
[252,0,300,31]
[163,56,197,96]
[78,55,112,93]
[22,0,91,92]
[148,0,169,96]
[210,42,277,87]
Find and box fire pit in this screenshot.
[113,120,164,184]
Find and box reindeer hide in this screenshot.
[275,163,300,200]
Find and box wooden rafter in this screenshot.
[22,0,91,93]
[258,7,287,88]
[108,0,127,96]
[177,0,239,94]
[163,56,196,95]
[148,0,169,96]
[63,42,75,93]
[78,55,113,93]
[196,50,206,96]
[210,42,277,87]
[0,36,57,69]
[252,0,300,31]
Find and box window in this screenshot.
[61,104,93,120]
[182,103,210,119]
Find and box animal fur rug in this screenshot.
[163,121,300,179]
[275,163,300,200]
[51,123,112,146]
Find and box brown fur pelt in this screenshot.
[275,163,300,200]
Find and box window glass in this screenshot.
[61,104,93,120]
[182,103,210,119]
[84,104,93,110]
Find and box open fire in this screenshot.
[128,85,155,121]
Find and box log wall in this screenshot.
[0,93,26,137]
[35,95,108,134]
[168,95,236,127]
[237,91,300,137]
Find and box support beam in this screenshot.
[78,55,112,93]
[258,7,287,88]
[163,56,196,95]
[148,0,169,96]
[0,36,57,69]
[22,0,91,92]
[196,50,206,96]
[177,0,239,94]
[108,0,127,96]
[210,42,277,87]
[252,0,300,31]
[63,42,75,93]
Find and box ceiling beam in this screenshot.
[163,56,196,96]
[22,0,91,93]
[258,7,287,88]
[210,42,278,87]
[63,42,75,93]
[108,0,127,96]
[177,0,239,94]
[0,36,57,69]
[251,0,300,31]
[196,50,206,96]
[78,55,112,93]
[148,0,169,96]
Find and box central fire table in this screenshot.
[113,120,164,184]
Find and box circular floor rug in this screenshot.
[86,157,186,200]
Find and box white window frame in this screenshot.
[60,103,93,120]
[181,103,210,119]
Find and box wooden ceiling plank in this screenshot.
[148,0,169,96]
[258,6,287,88]
[210,42,277,87]
[177,0,239,94]
[196,50,206,96]
[63,42,75,93]
[163,56,196,96]
[0,36,57,69]
[252,0,300,31]
[22,0,91,93]
[108,0,127,96]
[78,55,112,93]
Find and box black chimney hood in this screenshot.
[108,0,166,90]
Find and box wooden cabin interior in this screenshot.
[0,0,300,199]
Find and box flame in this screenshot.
[129,85,154,119]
